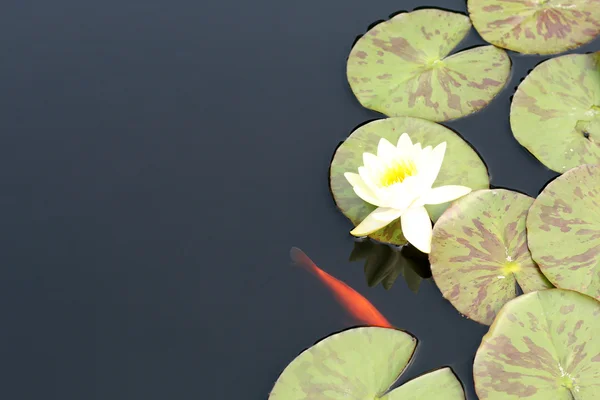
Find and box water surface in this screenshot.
[0,0,598,399]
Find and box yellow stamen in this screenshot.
[502,261,521,275]
[379,160,417,187]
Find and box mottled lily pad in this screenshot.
[330,117,489,245]
[430,189,552,325]
[269,327,465,400]
[511,52,600,173]
[347,9,511,121]
[527,164,600,299]
[469,0,600,55]
[474,289,600,399]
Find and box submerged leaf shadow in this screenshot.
[349,240,431,293]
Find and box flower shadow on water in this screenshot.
[350,240,432,293]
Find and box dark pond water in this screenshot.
[1,0,599,399]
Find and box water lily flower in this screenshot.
[344,133,472,253]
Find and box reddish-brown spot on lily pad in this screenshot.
[330,117,489,245]
[269,327,466,400]
[347,9,511,122]
[469,0,600,55]
[474,289,600,399]
[430,189,552,325]
[511,52,600,173]
[527,164,600,299]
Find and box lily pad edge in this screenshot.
[473,288,600,398]
[347,7,512,122]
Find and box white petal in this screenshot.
[377,138,397,161]
[350,207,402,237]
[359,166,380,193]
[345,172,385,206]
[353,185,386,207]
[419,185,472,205]
[401,206,433,253]
[344,172,363,188]
[363,152,384,172]
[371,185,397,208]
[420,142,446,189]
[371,207,404,222]
[412,143,422,160]
[418,146,432,165]
[397,133,412,152]
[430,141,447,170]
[386,178,419,210]
[408,143,423,165]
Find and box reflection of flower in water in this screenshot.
[349,240,431,293]
[344,133,471,253]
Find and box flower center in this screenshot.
[557,365,579,393]
[502,261,521,275]
[379,159,417,187]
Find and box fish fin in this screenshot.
[290,247,318,276]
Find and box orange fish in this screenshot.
[290,247,392,328]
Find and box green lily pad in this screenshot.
[330,117,489,245]
[474,289,600,399]
[347,9,511,122]
[468,0,600,55]
[527,164,600,299]
[383,368,465,400]
[269,327,465,400]
[430,189,552,325]
[510,52,600,173]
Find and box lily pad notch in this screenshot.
[347,8,511,121]
[269,326,466,400]
[430,189,552,325]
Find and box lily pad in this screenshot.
[383,368,465,400]
[511,52,600,173]
[474,289,600,399]
[330,117,489,245]
[468,0,600,55]
[347,9,511,121]
[430,189,552,325]
[527,164,600,299]
[269,327,465,400]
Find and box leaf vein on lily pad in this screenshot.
[347,9,511,121]
[474,289,600,399]
[430,189,552,325]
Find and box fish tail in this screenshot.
[290,247,320,276]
